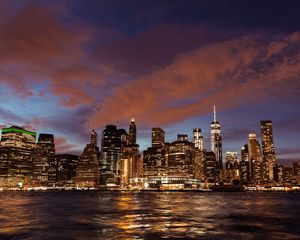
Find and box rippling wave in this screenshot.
[0,191,299,239]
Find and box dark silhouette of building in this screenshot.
[54,154,79,188]
[151,128,165,147]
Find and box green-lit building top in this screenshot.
[1,126,37,138]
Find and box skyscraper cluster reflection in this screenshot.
[0,107,299,190]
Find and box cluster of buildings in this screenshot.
[0,107,299,190]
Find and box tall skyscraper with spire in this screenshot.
[128,118,136,145]
[210,105,222,169]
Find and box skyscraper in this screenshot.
[248,133,263,183]
[128,118,136,145]
[75,130,100,189]
[166,135,194,178]
[261,120,276,181]
[240,144,250,184]
[0,126,36,188]
[100,125,122,187]
[193,128,204,150]
[55,154,79,188]
[205,151,217,183]
[144,127,166,178]
[31,133,55,188]
[210,106,222,169]
[151,128,165,147]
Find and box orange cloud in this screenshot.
[0,4,106,107]
[88,32,300,128]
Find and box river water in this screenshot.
[0,191,299,239]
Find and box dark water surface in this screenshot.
[0,191,299,240]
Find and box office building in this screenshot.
[193,128,204,151]
[261,120,276,181]
[76,130,100,188]
[31,134,55,188]
[151,128,165,147]
[0,126,36,188]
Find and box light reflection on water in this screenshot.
[0,191,299,239]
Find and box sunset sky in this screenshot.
[0,0,299,165]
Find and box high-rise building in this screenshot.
[248,134,263,183]
[151,128,165,147]
[143,146,166,178]
[55,154,79,188]
[100,125,122,187]
[240,144,250,184]
[225,152,239,170]
[143,128,167,178]
[193,128,204,151]
[210,106,222,169]
[194,149,206,181]
[128,118,136,145]
[121,145,142,187]
[205,151,217,183]
[31,134,55,188]
[224,152,240,183]
[166,136,194,178]
[293,161,300,176]
[261,120,276,181]
[75,130,100,189]
[0,126,36,188]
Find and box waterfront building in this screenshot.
[193,128,204,151]
[194,149,206,181]
[224,152,240,184]
[240,145,250,184]
[166,135,194,178]
[205,151,217,183]
[261,120,276,182]
[75,130,100,189]
[55,154,79,188]
[100,125,122,187]
[248,134,263,184]
[0,126,36,188]
[31,134,55,188]
[210,106,223,169]
[143,127,166,178]
[143,146,166,178]
[121,144,142,187]
[283,167,293,183]
[274,164,284,184]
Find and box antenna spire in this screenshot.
[213,105,216,122]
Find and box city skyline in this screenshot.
[0,112,286,166]
[0,0,300,166]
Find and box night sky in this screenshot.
[0,0,300,165]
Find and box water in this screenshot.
[0,191,299,240]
